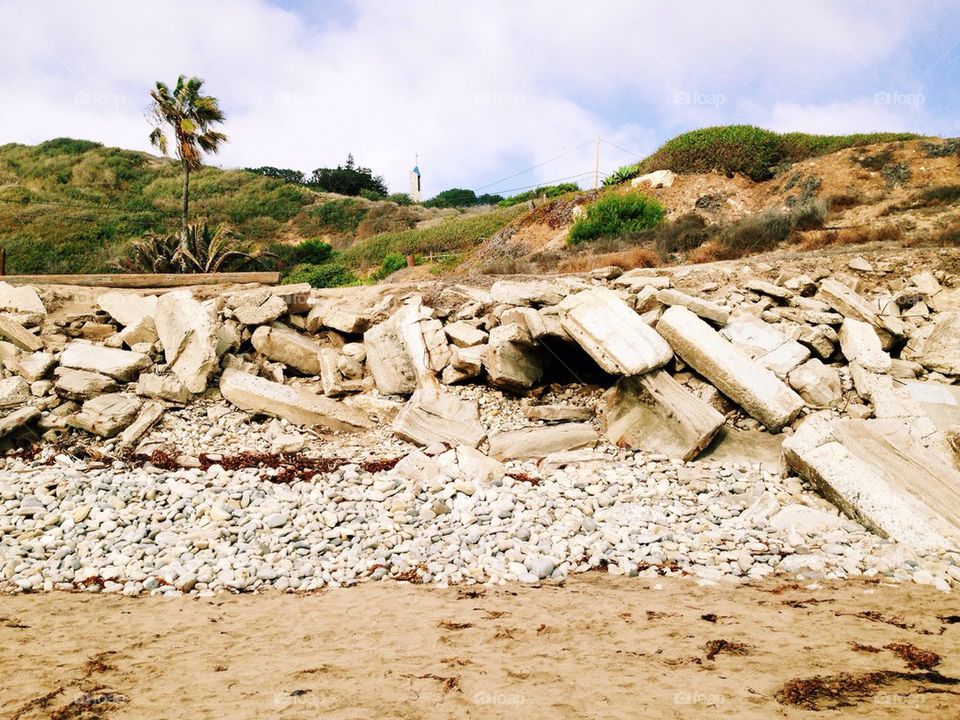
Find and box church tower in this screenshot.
[409,154,422,202]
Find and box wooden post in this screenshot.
[0,248,6,276]
[406,255,415,268]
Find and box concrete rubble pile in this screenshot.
[1,258,959,584]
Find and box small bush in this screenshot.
[268,238,334,269]
[568,193,665,244]
[283,262,357,288]
[387,192,413,206]
[371,252,407,281]
[359,188,385,201]
[602,164,640,186]
[792,200,827,231]
[882,162,911,188]
[311,199,369,233]
[716,209,793,256]
[650,212,710,254]
[921,139,960,158]
[825,192,862,211]
[498,182,580,207]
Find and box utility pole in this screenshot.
[594,134,600,189]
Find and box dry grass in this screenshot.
[796,225,903,250]
[685,240,728,264]
[904,221,960,247]
[558,246,660,273]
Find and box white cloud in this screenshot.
[0,0,944,195]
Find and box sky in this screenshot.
[1,0,958,198]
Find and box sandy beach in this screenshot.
[2,575,958,719]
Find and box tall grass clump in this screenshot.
[568,193,665,244]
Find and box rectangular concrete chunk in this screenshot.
[602,370,725,461]
[0,316,43,351]
[219,368,372,431]
[393,389,486,448]
[60,341,152,382]
[655,289,729,325]
[559,287,673,375]
[656,306,804,431]
[838,318,891,373]
[251,323,322,375]
[67,394,142,438]
[783,416,960,550]
[487,423,598,460]
[118,401,165,449]
[818,278,904,337]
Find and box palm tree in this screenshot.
[148,75,227,242]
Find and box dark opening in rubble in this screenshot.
[537,337,615,386]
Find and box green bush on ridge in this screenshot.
[568,193,665,244]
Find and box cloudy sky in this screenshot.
[1,0,957,197]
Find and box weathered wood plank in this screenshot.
[0,272,280,288]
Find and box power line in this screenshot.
[492,171,595,195]
[600,139,646,158]
[473,140,594,191]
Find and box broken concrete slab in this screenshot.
[306,301,374,335]
[838,318,891,373]
[523,405,595,422]
[745,279,793,301]
[118,400,164,449]
[769,504,845,534]
[601,370,725,461]
[490,280,564,306]
[656,288,729,325]
[60,341,151,382]
[421,318,452,373]
[0,377,30,408]
[364,314,417,396]
[0,282,46,318]
[135,373,191,405]
[559,287,673,375]
[612,272,671,291]
[5,351,56,382]
[54,368,118,400]
[443,321,487,348]
[656,306,804,431]
[0,316,43,352]
[782,415,960,550]
[720,317,787,358]
[787,359,842,408]
[251,324,322,375]
[155,291,220,394]
[902,310,960,376]
[487,422,598,461]
[700,428,784,468]
[485,323,543,392]
[232,293,287,326]
[0,406,40,438]
[67,394,141,438]
[393,389,485,448]
[760,340,810,378]
[797,324,837,359]
[901,380,960,434]
[817,278,904,338]
[219,368,373,431]
[455,444,505,484]
[108,316,158,350]
[441,344,485,385]
[97,292,158,328]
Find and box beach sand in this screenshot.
[2,575,957,719]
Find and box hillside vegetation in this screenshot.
[0,138,514,278]
[636,125,922,181]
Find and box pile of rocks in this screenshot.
[0,256,959,593]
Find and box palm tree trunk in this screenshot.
[181,161,190,246]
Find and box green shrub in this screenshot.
[268,238,335,269]
[602,164,640,186]
[499,182,580,207]
[371,252,408,281]
[283,262,358,288]
[310,198,368,233]
[359,188,385,201]
[387,192,413,206]
[639,126,920,181]
[568,193,665,244]
[424,188,477,208]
